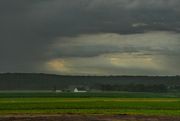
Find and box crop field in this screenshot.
[0,92,180,115]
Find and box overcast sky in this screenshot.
[1,0,180,76]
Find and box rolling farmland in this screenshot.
[0,92,180,115]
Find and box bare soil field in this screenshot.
[0,114,180,121]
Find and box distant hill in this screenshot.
[0,73,180,90]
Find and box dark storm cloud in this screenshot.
[50,45,122,57]
[49,39,141,58]
[0,0,180,73]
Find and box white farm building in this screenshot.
[74,87,86,92]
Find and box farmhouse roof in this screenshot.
[76,87,86,91]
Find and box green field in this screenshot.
[0,92,180,115]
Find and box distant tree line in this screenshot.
[92,83,180,93]
[0,73,180,91]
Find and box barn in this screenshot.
[74,87,86,92]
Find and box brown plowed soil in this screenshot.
[0,114,180,121]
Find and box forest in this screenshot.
[0,73,180,92]
[92,83,180,93]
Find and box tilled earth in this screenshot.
[0,114,180,121]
